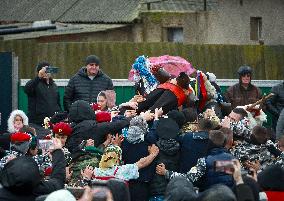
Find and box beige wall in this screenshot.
[138,0,284,45]
[200,0,284,45]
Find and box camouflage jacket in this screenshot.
[230,140,277,170]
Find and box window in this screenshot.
[250,17,262,41]
[167,27,183,42]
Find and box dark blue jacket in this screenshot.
[179,131,209,173]
[201,147,235,191]
[121,140,155,182]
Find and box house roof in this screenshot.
[0,0,141,23]
[143,0,218,11]
[0,24,129,40]
[0,0,218,24]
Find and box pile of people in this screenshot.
[0,55,283,201]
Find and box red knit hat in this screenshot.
[10,132,31,142]
[96,111,111,123]
[52,122,72,136]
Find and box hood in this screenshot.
[7,110,29,133]
[68,100,96,123]
[0,155,41,195]
[157,138,180,155]
[77,67,103,78]
[165,176,197,201]
[107,179,130,201]
[257,164,284,191]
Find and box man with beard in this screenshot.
[24,62,62,137]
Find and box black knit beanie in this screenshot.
[85,55,100,65]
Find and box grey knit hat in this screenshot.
[126,116,148,143]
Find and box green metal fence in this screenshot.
[19,79,282,127]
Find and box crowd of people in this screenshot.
[0,54,284,201]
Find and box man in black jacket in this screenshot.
[24,62,61,137]
[63,55,113,111]
[0,138,66,201]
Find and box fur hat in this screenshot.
[156,118,180,139]
[52,122,72,136]
[167,110,186,128]
[127,116,148,143]
[85,55,100,65]
[7,110,29,133]
[96,111,111,123]
[36,61,50,72]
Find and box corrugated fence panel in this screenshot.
[0,40,283,80]
[264,46,284,80]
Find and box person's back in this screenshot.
[202,147,235,190]
[0,140,66,201]
[150,118,181,199]
[66,100,130,154]
[63,55,113,111]
[160,130,235,192]
[179,118,216,173]
[196,184,237,201]
[266,81,284,130]
[179,130,209,173]
[224,65,262,109]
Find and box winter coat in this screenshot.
[164,176,197,201]
[201,148,235,190]
[66,100,130,155]
[0,149,66,201]
[165,177,197,201]
[150,138,180,196]
[179,131,209,173]
[63,68,113,111]
[224,83,262,109]
[266,82,284,118]
[122,140,155,182]
[24,77,61,125]
[276,108,284,140]
[7,110,29,133]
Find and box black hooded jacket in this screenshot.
[66,100,130,155]
[165,176,197,201]
[63,67,113,111]
[0,149,66,201]
[150,138,180,196]
[24,77,61,125]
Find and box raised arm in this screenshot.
[136,144,159,169]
